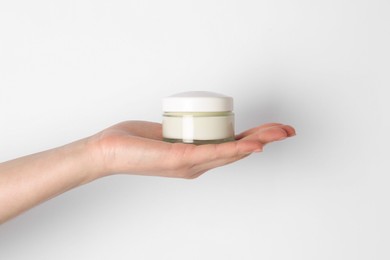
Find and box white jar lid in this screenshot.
[163,91,233,112]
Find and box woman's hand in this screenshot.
[0,121,295,223]
[88,121,296,179]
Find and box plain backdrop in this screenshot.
[1,0,389,259]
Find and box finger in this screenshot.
[188,125,297,171]
[241,125,290,144]
[235,123,283,139]
[186,126,295,175]
[236,123,296,140]
[280,125,296,137]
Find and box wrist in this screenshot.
[82,134,120,179]
[60,137,106,183]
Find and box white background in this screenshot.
[1,0,389,259]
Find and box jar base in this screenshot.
[163,137,235,145]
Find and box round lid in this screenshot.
[163,91,233,112]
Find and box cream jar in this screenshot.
[162,91,235,144]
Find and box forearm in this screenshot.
[0,138,100,224]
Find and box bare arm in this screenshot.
[0,121,295,223]
[0,139,97,223]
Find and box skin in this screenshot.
[0,121,295,224]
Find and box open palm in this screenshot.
[90,121,295,179]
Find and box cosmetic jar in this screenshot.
[162,91,235,144]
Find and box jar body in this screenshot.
[163,112,235,144]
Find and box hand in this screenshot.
[88,121,296,179]
[0,120,295,223]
